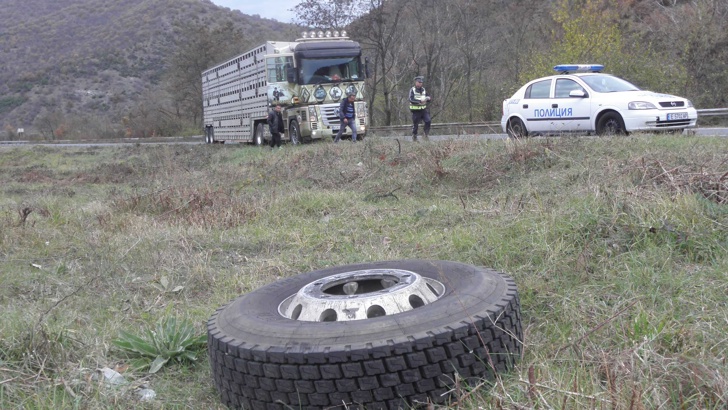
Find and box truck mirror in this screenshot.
[287,66,298,83]
[365,57,371,79]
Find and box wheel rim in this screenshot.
[278,269,446,322]
[605,119,620,133]
[290,122,300,144]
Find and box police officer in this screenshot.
[409,76,431,141]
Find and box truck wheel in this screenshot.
[289,120,301,145]
[254,123,265,146]
[207,260,522,410]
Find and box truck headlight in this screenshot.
[308,106,316,122]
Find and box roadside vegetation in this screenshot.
[0,135,726,408]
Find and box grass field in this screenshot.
[1,135,726,409]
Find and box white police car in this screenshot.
[501,64,698,137]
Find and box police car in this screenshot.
[501,64,698,137]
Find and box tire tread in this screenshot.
[208,263,523,409]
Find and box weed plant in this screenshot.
[0,135,726,408]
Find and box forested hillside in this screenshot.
[0,0,299,139]
[1,0,727,140]
[335,0,728,127]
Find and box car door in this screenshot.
[549,78,592,133]
[520,79,553,133]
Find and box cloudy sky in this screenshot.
[209,0,300,23]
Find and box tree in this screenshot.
[519,0,688,97]
[350,0,410,126]
[639,0,728,107]
[34,109,65,140]
[164,20,247,129]
[293,0,368,30]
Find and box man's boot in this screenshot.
[423,132,429,141]
[412,135,418,142]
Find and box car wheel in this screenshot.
[207,260,523,410]
[289,120,301,145]
[254,123,265,146]
[506,117,528,138]
[596,112,627,136]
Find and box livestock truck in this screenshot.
[201,31,369,145]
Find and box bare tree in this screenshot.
[351,0,410,126]
[294,0,368,29]
[165,20,247,128]
[405,0,461,121]
[34,110,65,140]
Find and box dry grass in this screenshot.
[0,135,726,409]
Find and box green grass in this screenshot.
[0,135,726,408]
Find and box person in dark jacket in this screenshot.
[334,92,357,143]
[267,104,284,148]
[409,76,431,141]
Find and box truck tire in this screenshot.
[254,123,265,146]
[205,126,212,144]
[207,260,522,410]
[289,120,301,145]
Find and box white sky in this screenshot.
[209,0,300,23]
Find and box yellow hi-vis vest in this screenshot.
[410,87,427,110]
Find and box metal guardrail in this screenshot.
[697,108,728,117]
[369,121,501,135]
[368,108,728,135]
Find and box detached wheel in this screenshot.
[289,120,301,145]
[208,260,523,410]
[596,112,627,136]
[506,117,528,139]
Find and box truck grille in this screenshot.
[320,104,340,126]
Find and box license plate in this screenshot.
[667,112,688,120]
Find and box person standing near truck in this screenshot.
[267,104,284,149]
[409,76,431,141]
[334,92,358,143]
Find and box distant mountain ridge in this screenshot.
[0,0,298,138]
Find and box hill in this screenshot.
[0,0,299,139]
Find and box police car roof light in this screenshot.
[553,64,604,74]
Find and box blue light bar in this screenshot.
[553,64,604,74]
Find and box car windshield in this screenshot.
[581,74,640,93]
[299,57,361,85]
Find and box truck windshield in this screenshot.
[300,57,361,85]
